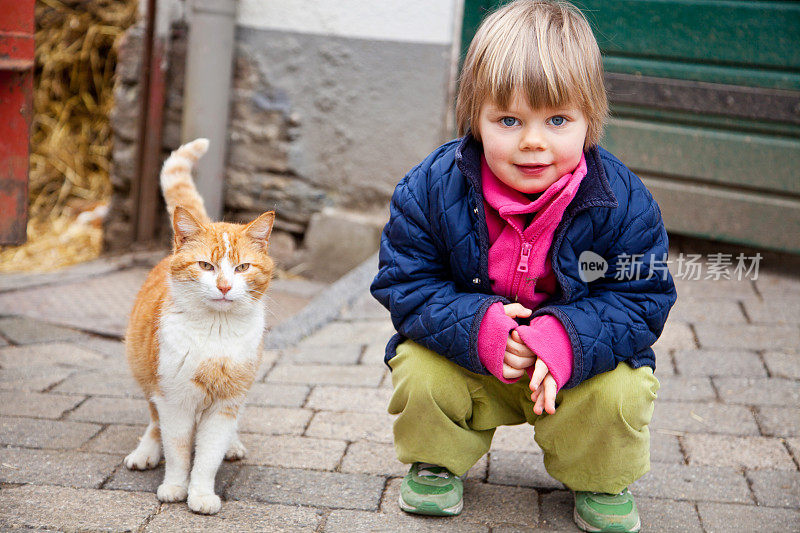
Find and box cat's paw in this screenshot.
[157,483,188,502]
[124,447,161,470]
[224,438,246,461]
[187,491,221,515]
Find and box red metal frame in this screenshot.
[0,0,35,245]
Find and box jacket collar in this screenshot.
[455,133,617,212]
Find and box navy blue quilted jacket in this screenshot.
[370,134,677,388]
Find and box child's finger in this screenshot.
[503,303,532,318]
[504,351,535,370]
[528,359,549,392]
[543,376,557,414]
[533,385,546,415]
[502,363,524,379]
[510,330,523,343]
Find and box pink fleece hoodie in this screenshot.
[476,154,586,390]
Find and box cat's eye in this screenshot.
[235,263,250,273]
[198,261,215,271]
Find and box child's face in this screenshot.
[477,91,588,194]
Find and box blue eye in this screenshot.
[500,117,518,127]
[550,116,566,126]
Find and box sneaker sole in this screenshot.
[573,508,641,533]
[398,494,463,516]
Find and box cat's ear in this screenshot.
[245,211,275,248]
[173,206,205,247]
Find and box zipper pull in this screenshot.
[517,243,532,273]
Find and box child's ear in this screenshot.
[245,211,275,248]
[173,206,205,247]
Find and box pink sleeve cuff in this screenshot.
[477,302,519,383]
[515,315,574,390]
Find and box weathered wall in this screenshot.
[107,0,463,278]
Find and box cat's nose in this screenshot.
[217,283,232,295]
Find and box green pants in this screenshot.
[388,340,659,493]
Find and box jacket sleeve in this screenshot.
[370,171,504,374]
[535,189,677,389]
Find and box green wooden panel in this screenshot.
[603,118,800,195]
[604,56,800,92]
[644,176,800,254]
[577,0,800,69]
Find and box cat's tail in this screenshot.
[160,138,211,224]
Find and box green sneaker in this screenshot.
[574,489,641,532]
[398,462,463,516]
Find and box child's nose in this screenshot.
[518,126,546,151]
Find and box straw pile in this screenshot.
[0,0,138,272]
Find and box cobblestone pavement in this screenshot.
[0,242,798,532]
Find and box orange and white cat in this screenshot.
[124,138,275,515]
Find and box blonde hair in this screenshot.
[456,0,608,148]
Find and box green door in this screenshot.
[460,0,800,253]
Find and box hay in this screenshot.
[0,0,138,273]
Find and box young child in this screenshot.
[370,1,676,531]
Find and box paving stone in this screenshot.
[282,344,362,364]
[763,351,800,379]
[306,385,392,413]
[655,376,716,402]
[682,434,796,470]
[714,377,800,407]
[106,461,239,494]
[240,434,346,470]
[77,336,126,358]
[0,416,101,449]
[668,297,746,324]
[0,365,75,392]
[324,510,487,532]
[246,382,309,407]
[305,410,393,443]
[490,423,537,452]
[67,396,150,425]
[297,320,396,348]
[756,406,800,437]
[0,268,149,337]
[0,447,120,487]
[753,271,800,297]
[786,438,800,464]
[254,349,280,380]
[266,363,384,387]
[0,484,157,532]
[697,501,800,532]
[52,370,143,398]
[0,317,85,344]
[0,342,106,368]
[488,450,564,490]
[673,277,757,299]
[537,490,577,531]
[229,465,385,510]
[0,389,85,418]
[361,342,388,366]
[631,462,751,503]
[651,401,760,435]
[747,469,800,508]
[146,500,322,532]
[340,440,407,477]
[672,349,766,378]
[652,321,696,352]
[745,299,800,325]
[0,335,7,347]
[381,477,539,528]
[636,496,704,532]
[694,324,800,352]
[339,292,391,321]
[238,405,312,435]
[81,424,146,454]
[650,432,685,463]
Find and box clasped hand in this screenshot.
[502,303,557,415]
